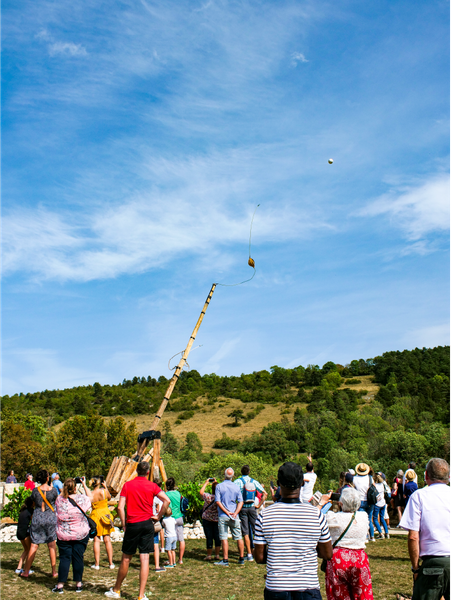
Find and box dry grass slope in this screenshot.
[110,375,379,453]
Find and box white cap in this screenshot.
[348,469,355,475]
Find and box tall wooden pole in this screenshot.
[135,283,217,459]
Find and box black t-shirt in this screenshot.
[17,508,33,540]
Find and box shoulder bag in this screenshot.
[320,512,356,573]
[366,475,378,506]
[68,497,98,539]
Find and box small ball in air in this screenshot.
[328,158,334,164]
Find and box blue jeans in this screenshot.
[372,505,388,535]
[359,501,375,538]
[264,589,322,600]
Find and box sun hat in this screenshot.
[405,469,416,481]
[347,469,355,476]
[278,462,304,489]
[355,463,370,476]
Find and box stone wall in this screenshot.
[0,483,23,508]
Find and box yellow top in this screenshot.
[90,498,114,537]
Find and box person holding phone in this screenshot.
[199,478,221,561]
[88,476,115,570]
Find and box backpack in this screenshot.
[180,495,189,515]
[366,475,378,506]
[241,477,257,503]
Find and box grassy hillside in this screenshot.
[115,375,378,453]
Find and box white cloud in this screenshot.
[35,28,87,57]
[2,147,331,283]
[291,52,308,65]
[359,173,449,241]
[48,42,87,57]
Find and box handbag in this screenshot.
[320,512,356,573]
[153,521,162,533]
[366,475,378,506]
[68,497,98,539]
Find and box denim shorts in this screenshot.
[218,516,242,541]
[165,536,177,551]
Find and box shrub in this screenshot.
[213,433,240,450]
[0,487,32,522]
[179,410,195,421]
[345,379,362,385]
[178,481,204,524]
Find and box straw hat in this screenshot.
[355,463,370,476]
[405,469,416,481]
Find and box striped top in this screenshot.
[254,501,331,591]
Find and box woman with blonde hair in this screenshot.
[53,477,92,593]
[88,476,115,570]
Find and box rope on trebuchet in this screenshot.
[134,204,260,459]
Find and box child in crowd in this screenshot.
[162,507,177,568]
[15,496,35,575]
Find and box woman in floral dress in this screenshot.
[21,469,58,578]
[325,487,374,600]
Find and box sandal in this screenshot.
[203,557,212,561]
[396,594,412,600]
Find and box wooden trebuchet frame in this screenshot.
[105,283,217,495]
[135,283,217,458]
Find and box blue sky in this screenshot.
[2,0,449,396]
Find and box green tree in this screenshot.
[228,409,245,426]
[1,422,44,480]
[105,417,137,463]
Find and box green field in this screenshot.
[1,537,414,600]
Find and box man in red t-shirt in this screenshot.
[24,473,35,491]
[105,461,170,600]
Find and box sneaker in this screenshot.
[245,554,254,562]
[91,565,100,570]
[214,560,229,567]
[15,569,23,574]
[238,557,245,565]
[105,589,121,598]
[165,564,176,568]
[379,533,385,539]
[370,537,376,542]
[155,567,166,572]
[52,586,64,594]
[109,564,116,569]
[386,534,390,539]
[75,584,83,593]
[137,596,149,600]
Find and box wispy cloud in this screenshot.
[35,28,87,57]
[291,52,308,66]
[2,147,331,283]
[358,173,449,242]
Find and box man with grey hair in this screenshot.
[400,458,450,600]
[214,467,245,566]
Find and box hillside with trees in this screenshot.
[1,346,449,494]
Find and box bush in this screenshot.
[196,452,276,489]
[213,433,240,450]
[178,481,204,524]
[344,379,361,385]
[179,410,195,421]
[0,487,32,522]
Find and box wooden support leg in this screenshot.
[150,439,161,482]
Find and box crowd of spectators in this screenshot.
[7,456,450,600]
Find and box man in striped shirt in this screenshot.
[254,462,332,600]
